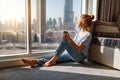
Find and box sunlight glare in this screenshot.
[0,0,25,22]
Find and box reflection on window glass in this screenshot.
[0,0,26,55]
[32,0,82,53]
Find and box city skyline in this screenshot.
[46,0,82,21]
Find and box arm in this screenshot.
[63,34,85,51]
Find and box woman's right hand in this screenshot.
[63,34,67,40]
[63,33,70,40]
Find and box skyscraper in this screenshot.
[57,17,63,30]
[64,0,74,30]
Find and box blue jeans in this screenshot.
[37,39,86,66]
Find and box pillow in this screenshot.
[95,25,119,33]
[94,21,120,38]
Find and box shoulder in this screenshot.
[85,32,92,39]
[85,31,91,36]
[87,32,92,36]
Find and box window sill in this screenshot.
[0,50,55,69]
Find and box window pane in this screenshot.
[0,0,26,55]
[32,0,82,53]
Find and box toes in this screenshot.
[21,59,33,65]
[21,59,27,63]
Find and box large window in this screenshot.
[31,0,82,53]
[0,0,26,55]
[0,0,84,56]
[0,0,97,68]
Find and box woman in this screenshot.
[22,14,94,67]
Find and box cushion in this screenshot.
[94,21,120,38]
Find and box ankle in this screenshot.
[32,60,38,64]
[51,56,58,61]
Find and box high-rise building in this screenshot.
[63,0,74,30]
[13,19,17,31]
[57,17,63,30]
[8,19,13,31]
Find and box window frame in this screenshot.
[0,0,98,68]
[82,0,98,20]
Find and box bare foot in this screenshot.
[21,59,37,67]
[43,56,58,67]
[43,60,56,67]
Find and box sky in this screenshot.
[0,0,82,22]
[0,0,25,22]
[46,0,82,20]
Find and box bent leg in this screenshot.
[56,52,73,63]
[37,52,73,66]
[39,39,72,66]
[65,40,86,62]
[37,39,86,66]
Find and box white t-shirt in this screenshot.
[73,29,92,56]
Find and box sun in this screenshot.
[0,0,25,23]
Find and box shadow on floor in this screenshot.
[0,66,120,80]
[0,61,120,80]
[46,60,115,70]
